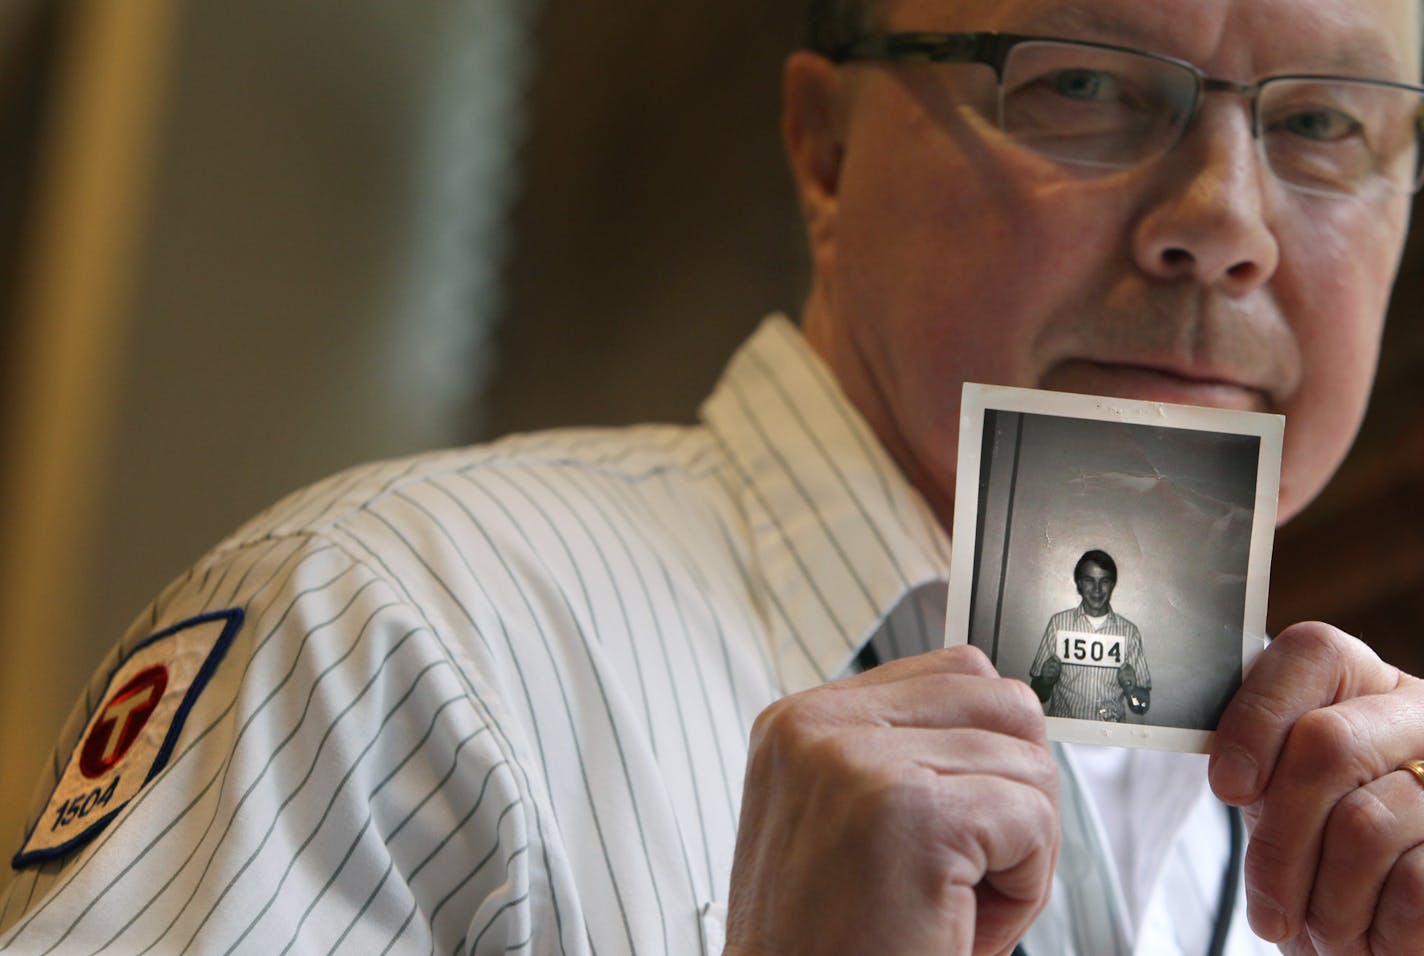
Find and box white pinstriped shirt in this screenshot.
[1,316,1272,954]
[1030,606,1152,722]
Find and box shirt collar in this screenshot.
[700,315,951,693]
[1078,604,1123,625]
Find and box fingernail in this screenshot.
[1247,892,1287,942]
[1211,746,1258,799]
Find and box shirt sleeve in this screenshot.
[0,534,550,955]
[1029,616,1060,678]
[1126,623,1151,688]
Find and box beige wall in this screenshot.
[492,2,808,433]
[0,0,534,898]
[0,0,182,890]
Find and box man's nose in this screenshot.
[1130,99,1281,295]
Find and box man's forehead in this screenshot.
[885,0,1418,78]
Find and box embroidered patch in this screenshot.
[13,608,243,867]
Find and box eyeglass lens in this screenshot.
[997,40,1423,195]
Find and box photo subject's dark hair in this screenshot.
[806,0,874,53]
[1075,549,1118,580]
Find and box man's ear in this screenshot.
[782,51,848,276]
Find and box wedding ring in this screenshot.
[1400,759,1424,788]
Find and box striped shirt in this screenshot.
[0,316,948,954]
[1031,607,1152,722]
[0,316,1271,954]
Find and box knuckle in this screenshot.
[1272,621,1352,660]
[1378,849,1424,938]
[1003,674,1043,710]
[918,668,966,699]
[960,782,1061,884]
[1220,683,1292,737]
[1304,848,1371,946]
[996,678,1050,738]
[931,644,995,676]
[916,666,1045,738]
[870,770,938,821]
[1398,850,1424,901]
[1022,776,1060,827]
[1373,931,1416,956]
[747,696,788,746]
[803,727,872,780]
[959,780,1048,839]
[846,770,946,848]
[1327,786,1400,857]
[748,696,885,790]
[1028,746,1061,798]
[1303,907,1352,950]
[749,693,822,758]
[1285,707,1372,780]
[1243,823,1296,884]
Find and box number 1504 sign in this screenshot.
[1056,630,1122,668]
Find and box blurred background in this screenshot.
[0,0,1420,902]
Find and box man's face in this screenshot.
[794,0,1417,525]
[1076,562,1116,616]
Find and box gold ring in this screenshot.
[1400,759,1424,787]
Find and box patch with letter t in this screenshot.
[12,608,243,867]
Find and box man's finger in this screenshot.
[927,774,1059,955]
[1209,624,1424,945]
[1368,841,1424,956]
[844,644,999,686]
[1209,623,1400,805]
[793,650,1046,740]
[848,726,1059,790]
[1240,687,1424,943]
[1303,771,1424,954]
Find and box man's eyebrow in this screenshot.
[1312,37,1411,81]
[1014,5,1155,47]
[1015,5,1413,82]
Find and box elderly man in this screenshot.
[3,0,1423,953]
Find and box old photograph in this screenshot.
[946,385,1284,752]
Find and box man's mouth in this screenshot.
[1040,360,1271,412]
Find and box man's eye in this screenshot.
[1048,68,1121,102]
[1279,108,1362,141]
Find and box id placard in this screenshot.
[1054,631,1125,669]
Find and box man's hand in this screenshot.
[1209,623,1424,955]
[725,646,1059,956]
[1031,656,1062,703]
[1116,663,1149,714]
[1117,662,1136,691]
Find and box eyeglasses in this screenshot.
[826,32,1424,199]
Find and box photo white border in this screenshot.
[945,384,1283,753]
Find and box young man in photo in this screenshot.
[1030,550,1151,722]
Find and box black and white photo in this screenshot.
[946,384,1284,752]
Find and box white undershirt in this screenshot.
[1068,744,1211,935]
